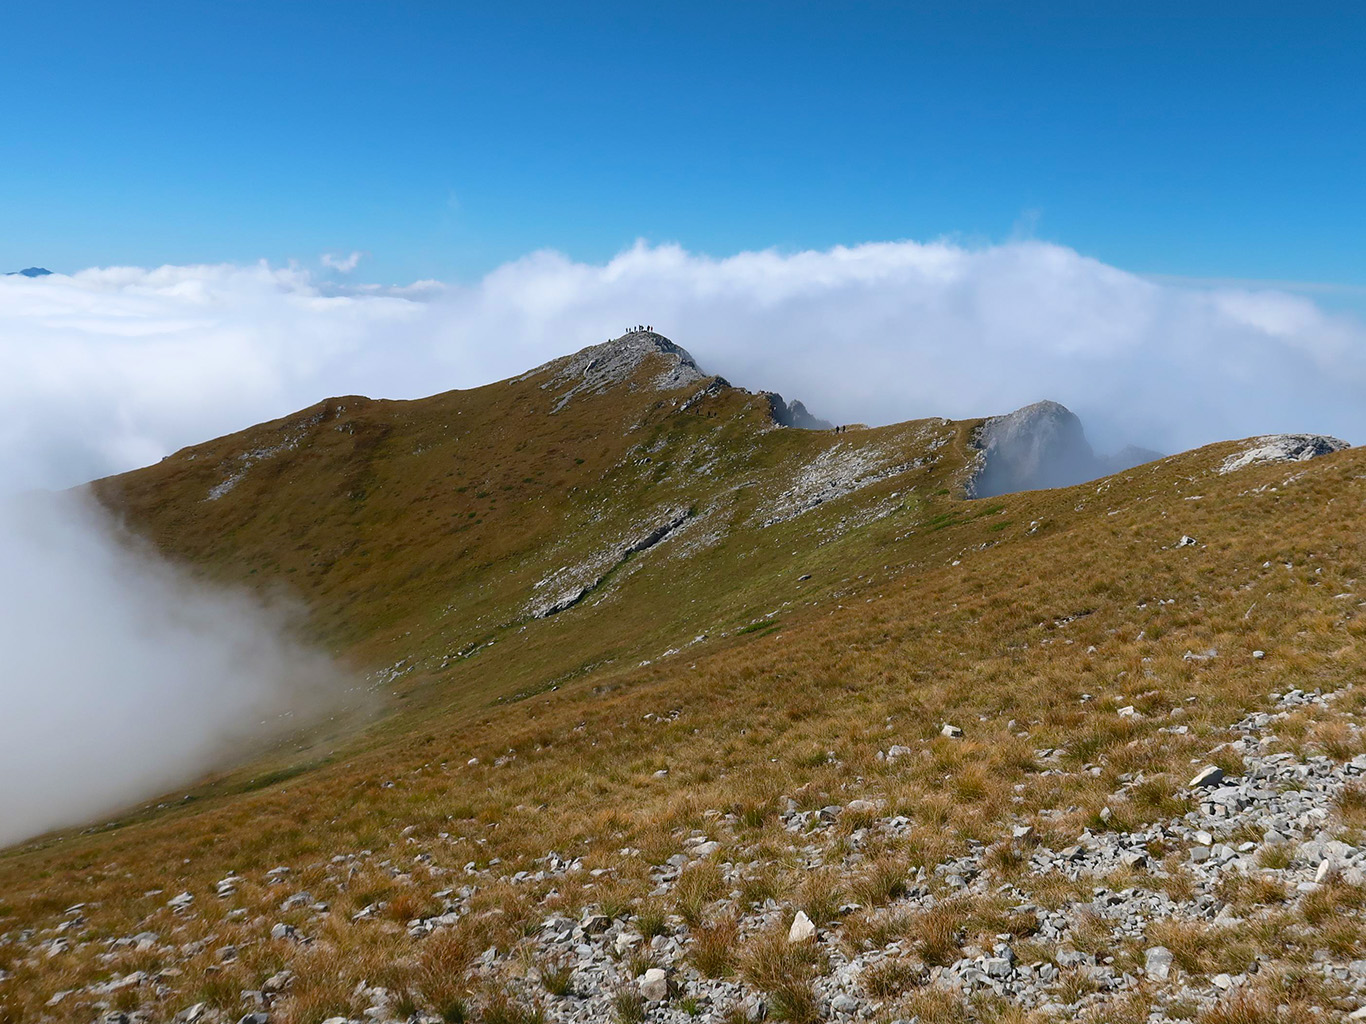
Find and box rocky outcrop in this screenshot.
[535,331,837,431]
[970,401,1160,498]
[1219,434,1350,475]
[527,507,694,618]
[973,408,1346,496]
[540,331,710,413]
[767,394,833,431]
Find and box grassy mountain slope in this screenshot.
[89,333,978,725]
[4,335,1366,1024]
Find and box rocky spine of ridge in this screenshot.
[541,329,831,430]
[538,331,712,413]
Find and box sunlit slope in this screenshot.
[92,337,979,717]
[5,335,1366,1023]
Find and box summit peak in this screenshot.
[538,329,709,413]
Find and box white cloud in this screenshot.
[1,239,1364,494]
[322,250,365,273]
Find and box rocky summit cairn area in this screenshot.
[2,334,1364,1024]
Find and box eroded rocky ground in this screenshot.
[15,679,1366,1024]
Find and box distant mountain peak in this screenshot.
[767,394,834,431]
[969,400,1161,497]
[6,267,52,278]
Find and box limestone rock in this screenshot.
[638,967,669,1001]
[970,400,1160,497]
[767,394,833,431]
[1145,946,1173,981]
[1219,434,1349,474]
[539,331,709,414]
[1189,765,1225,789]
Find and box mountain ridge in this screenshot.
[3,331,1363,1024]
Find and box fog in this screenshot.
[0,491,346,846]
[3,236,1364,844]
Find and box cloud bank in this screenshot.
[4,240,1365,494]
[0,491,346,847]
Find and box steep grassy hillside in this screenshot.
[89,332,978,728]
[4,334,1366,1024]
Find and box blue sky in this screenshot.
[2,2,1363,289]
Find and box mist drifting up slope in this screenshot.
[0,492,347,847]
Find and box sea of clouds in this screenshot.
[4,238,1364,495]
[2,236,1364,844]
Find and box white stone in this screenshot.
[941,724,963,738]
[1189,765,1224,789]
[788,910,816,942]
[1145,946,1173,981]
[984,957,1012,978]
[638,967,669,1002]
